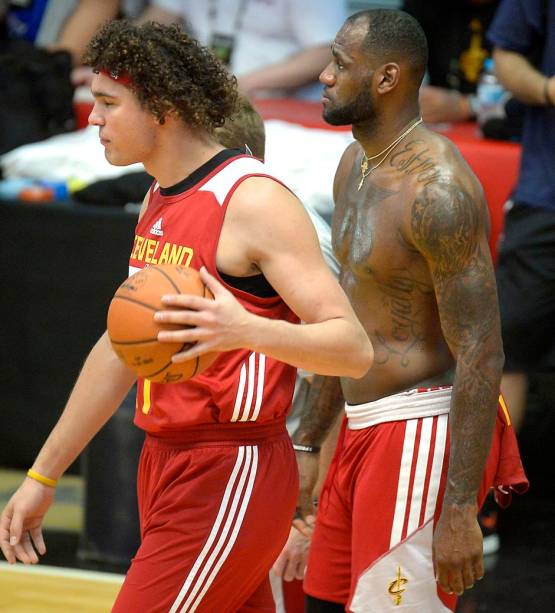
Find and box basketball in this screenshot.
[107,265,218,383]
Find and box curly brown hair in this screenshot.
[82,20,238,131]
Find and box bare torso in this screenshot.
[334,127,488,403]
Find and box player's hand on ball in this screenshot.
[156,267,254,359]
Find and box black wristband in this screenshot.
[544,77,554,106]
[292,443,321,453]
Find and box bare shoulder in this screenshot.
[403,131,489,267]
[228,174,307,219]
[391,129,483,196]
[226,175,317,251]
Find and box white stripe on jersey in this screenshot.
[232,353,266,422]
[250,354,266,422]
[198,157,267,206]
[231,363,247,422]
[239,353,257,422]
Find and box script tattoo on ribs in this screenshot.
[374,269,432,367]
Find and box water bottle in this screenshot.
[476,58,509,127]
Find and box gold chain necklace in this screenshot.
[358,117,423,190]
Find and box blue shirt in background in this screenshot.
[6,0,49,42]
[487,0,555,211]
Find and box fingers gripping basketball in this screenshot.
[107,265,218,383]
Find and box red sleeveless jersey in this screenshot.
[128,152,300,434]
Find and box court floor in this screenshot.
[1,440,554,613]
[0,563,124,612]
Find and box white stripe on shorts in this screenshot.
[169,445,259,613]
[390,415,449,549]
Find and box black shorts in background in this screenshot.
[496,201,555,373]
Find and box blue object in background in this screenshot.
[0,178,34,199]
[6,0,50,42]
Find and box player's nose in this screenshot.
[319,64,335,86]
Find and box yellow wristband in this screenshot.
[27,469,58,488]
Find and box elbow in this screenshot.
[480,346,505,380]
[492,48,510,86]
[348,335,374,379]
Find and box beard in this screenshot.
[323,84,377,126]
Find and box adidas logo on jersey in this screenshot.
[150,217,164,236]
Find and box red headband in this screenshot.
[95,68,133,87]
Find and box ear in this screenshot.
[375,62,400,95]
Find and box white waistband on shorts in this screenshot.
[345,386,452,430]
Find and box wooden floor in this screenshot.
[0,468,122,612]
[0,563,124,612]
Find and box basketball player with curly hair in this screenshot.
[0,21,372,613]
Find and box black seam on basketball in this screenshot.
[111,338,159,345]
[113,295,159,311]
[143,341,196,379]
[144,359,174,379]
[190,356,200,378]
[152,266,181,294]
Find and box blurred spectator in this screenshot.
[487,0,555,431]
[137,0,346,99]
[403,0,500,123]
[1,1,121,62]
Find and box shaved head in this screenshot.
[347,9,428,87]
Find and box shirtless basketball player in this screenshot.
[291,9,527,613]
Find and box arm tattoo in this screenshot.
[293,375,344,447]
[411,183,504,505]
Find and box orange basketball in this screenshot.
[107,265,218,383]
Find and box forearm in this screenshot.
[493,48,554,106]
[245,315,372,379]
[238,45,330,93]
[50,0,120,65]
[293,375,344,447]
[445,346,503,505]
[31,333,136,480]
[134,5,182,26]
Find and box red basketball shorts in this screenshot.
[303,387,528,612]
[112,420,298,613]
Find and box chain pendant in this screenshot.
[361,157,368,175]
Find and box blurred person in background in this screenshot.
[402,0,500,123]
[137,0,346,99]
[487,0,555,432]
[1,0,121,61]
